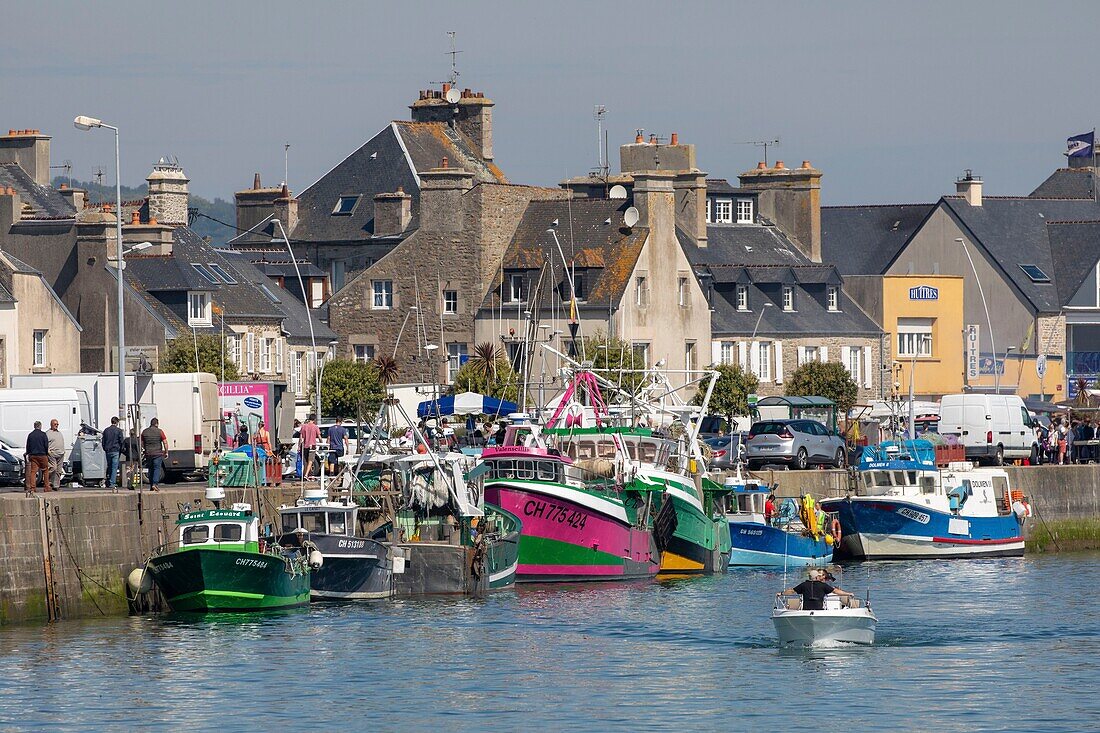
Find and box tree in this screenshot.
[452,343,520,404]
[785,360,859,414]
[693,364,758,422]
[160,334,239,379]
[372,354,400,387]
[312,359,385,421]
[579,334,646,394]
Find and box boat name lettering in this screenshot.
[150,561,173,572]
[234,558,268,568]
[738,528,764,536]
[523,499,588,529]
[897,507,931,524]
[338,539,367,549]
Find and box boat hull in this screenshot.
[301,535,394,600]
[146,548,310,612]
[654,492,731,575]
[772,609,877,646]
[821,497,1024,560]
[728,522,833,567]
[485,480,659,583]
[484,504,521,590]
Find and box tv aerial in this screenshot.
[736,138,781,166]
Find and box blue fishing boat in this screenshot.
[725,479,834,567]
[820,440,1029,560]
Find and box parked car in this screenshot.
[0,446,22,485]
[705,433,749,470]
[745,419,847,470]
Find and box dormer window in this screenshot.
[736,285,748,311]
[188,291,212,326]
[508,274,524,303]
[714,199,733,224]
[782,286,794,311]
[332,195,360,215]
[736,199,754,224]
[827,286,839,311]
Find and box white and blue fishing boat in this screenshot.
[725,476,834,567]
[821,440,1029,560]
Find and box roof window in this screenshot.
[208,263,237,284]
[332,195,360,215]
[259,283,282,303]
[191,263,219,284]
[1019,264,1050,283]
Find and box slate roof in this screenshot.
[219,251,336,343]
[0,163,75,219]
[820,204,935,275]
[1046,220,1100,305]
[1029,167,1095,199]
[480,198,647,311]
[706,179,755,196]
[683,223,812,268]
[936,196,1100,312]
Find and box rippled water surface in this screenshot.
[2,554,1099,732]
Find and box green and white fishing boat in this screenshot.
[145,504,312,612]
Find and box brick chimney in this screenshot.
[146,159,189,227]
[418,163,474,232]
[235,173,286,234]
[410,86,495,161]
[273,183,299,234]
[0,129,51,185]
[956,169,982,207]
[373,186,412,237]
[738,160,823,262]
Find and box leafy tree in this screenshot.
[160,334,239,379]
[452,343,520,403]
[579,334,646,394]
[693,364,758,422]
[785,360,859,414]
[312,359,385,421]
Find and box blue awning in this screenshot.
[416,391,518,418]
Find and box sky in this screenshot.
[4,1,1100,206]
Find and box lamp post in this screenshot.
[74,115,127,426]
[955,236,1000,393]
[271,218,319,419]
[749,302,774,377]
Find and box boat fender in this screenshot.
[308,549,324,569]
[126,566,152,595]
[830,517,842,544]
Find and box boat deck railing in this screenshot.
[775,593,871,612]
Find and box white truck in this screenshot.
[939,393,1034,465]
[0,387,88,475]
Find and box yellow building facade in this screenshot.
[881,275,964,399]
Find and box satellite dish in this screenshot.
[608,184,628,200]
[623,207,640,227]
[445,87,462,104]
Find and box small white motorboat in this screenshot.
[772,592,877,646]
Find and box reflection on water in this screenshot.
[1,555,1099,731]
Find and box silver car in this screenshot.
[745,419,846,470]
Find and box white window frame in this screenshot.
[636,276,648,307]
[736,198,753,224]
[187,291,212,326]
[848,347,861,379]
[757,341,771,381]
[443,290,458,314]
[827,286,839,312]
[714,199,733,224]
[33,329,47,367]
[800,345,820,365]
[685,341,697,375]
[228,334,241,365]
[447,342,468,383]
[897,318,934,358]
[632,342,650,368]
[508,274,524,303]
[678,276,688,307]
[736,285,748,311]
[720,341,735,365]
[292,351,305,395]
[372,280,393,310]
[705,198,712,223]
[260,337,272,373]
[782,286,794,312]
[353,344,375,364]
[276,338,284,375]
[245,332,255,373]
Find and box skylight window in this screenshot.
[1019,264,1050,283]
[332,195,360,215]
[208,263,237,284]
[191,263,219,284]
[259,283,282,303]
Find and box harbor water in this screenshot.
[2,554,1098,732]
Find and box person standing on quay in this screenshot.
[24,421,50,496]
[46,419,65,491]
[327,417,349,472]
[102,416,124,489]
[299,414,320,478]
[141,418,168,491]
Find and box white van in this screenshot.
[939,393,1033,465]
[135,373,219,480]
[0,387,88,472]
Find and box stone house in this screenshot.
[0,250,82,384]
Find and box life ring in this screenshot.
[830,517,842,544]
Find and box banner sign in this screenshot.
[966,325,980,382]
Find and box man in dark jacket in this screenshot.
[25,421,50,496]
[140,418,168,491]
[102,417,124,489]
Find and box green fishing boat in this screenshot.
[145,505,311,612]
[635,468,732,574]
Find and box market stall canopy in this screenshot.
[416,391,519,418]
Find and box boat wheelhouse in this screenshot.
[725,481,833,567]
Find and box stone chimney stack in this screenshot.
[0,186,22,231]
[738,160,823,262]
[631,171,677,240]
[0,129,51,185]
[57,185,86,213]
[146,159,189,227]
[418,160,475,233]
[235,174,286,234]
[273,183,299,234]
[955,169,983,207]
[373,186,413,237]
[410,85,495,161]
[618,133,706,247]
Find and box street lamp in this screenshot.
[271,218,319,419]
[750,301,775,340]
[75,115,126,427]
[955,237,999,393]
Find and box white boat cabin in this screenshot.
[859,462,1014,519]
[280,498,358,538]
[177,504,259,548]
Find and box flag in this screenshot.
[1067,131,1095,158]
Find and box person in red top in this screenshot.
[298,414,320,479]
[764,493,777,526]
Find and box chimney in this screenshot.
[418,165,475,233]
[631,171,676,238]
[956,169,983,207]
[273,184,299,233]
[410,87,495,161]
[673,171,708,248]
[235,174,284,234]
[0,129,51,185]
[738,159,823,262]
[146,159,189,227]
[58,187,86,212]
[620,134,697,173]
[0,186,21,232]
[373,186,413,237]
